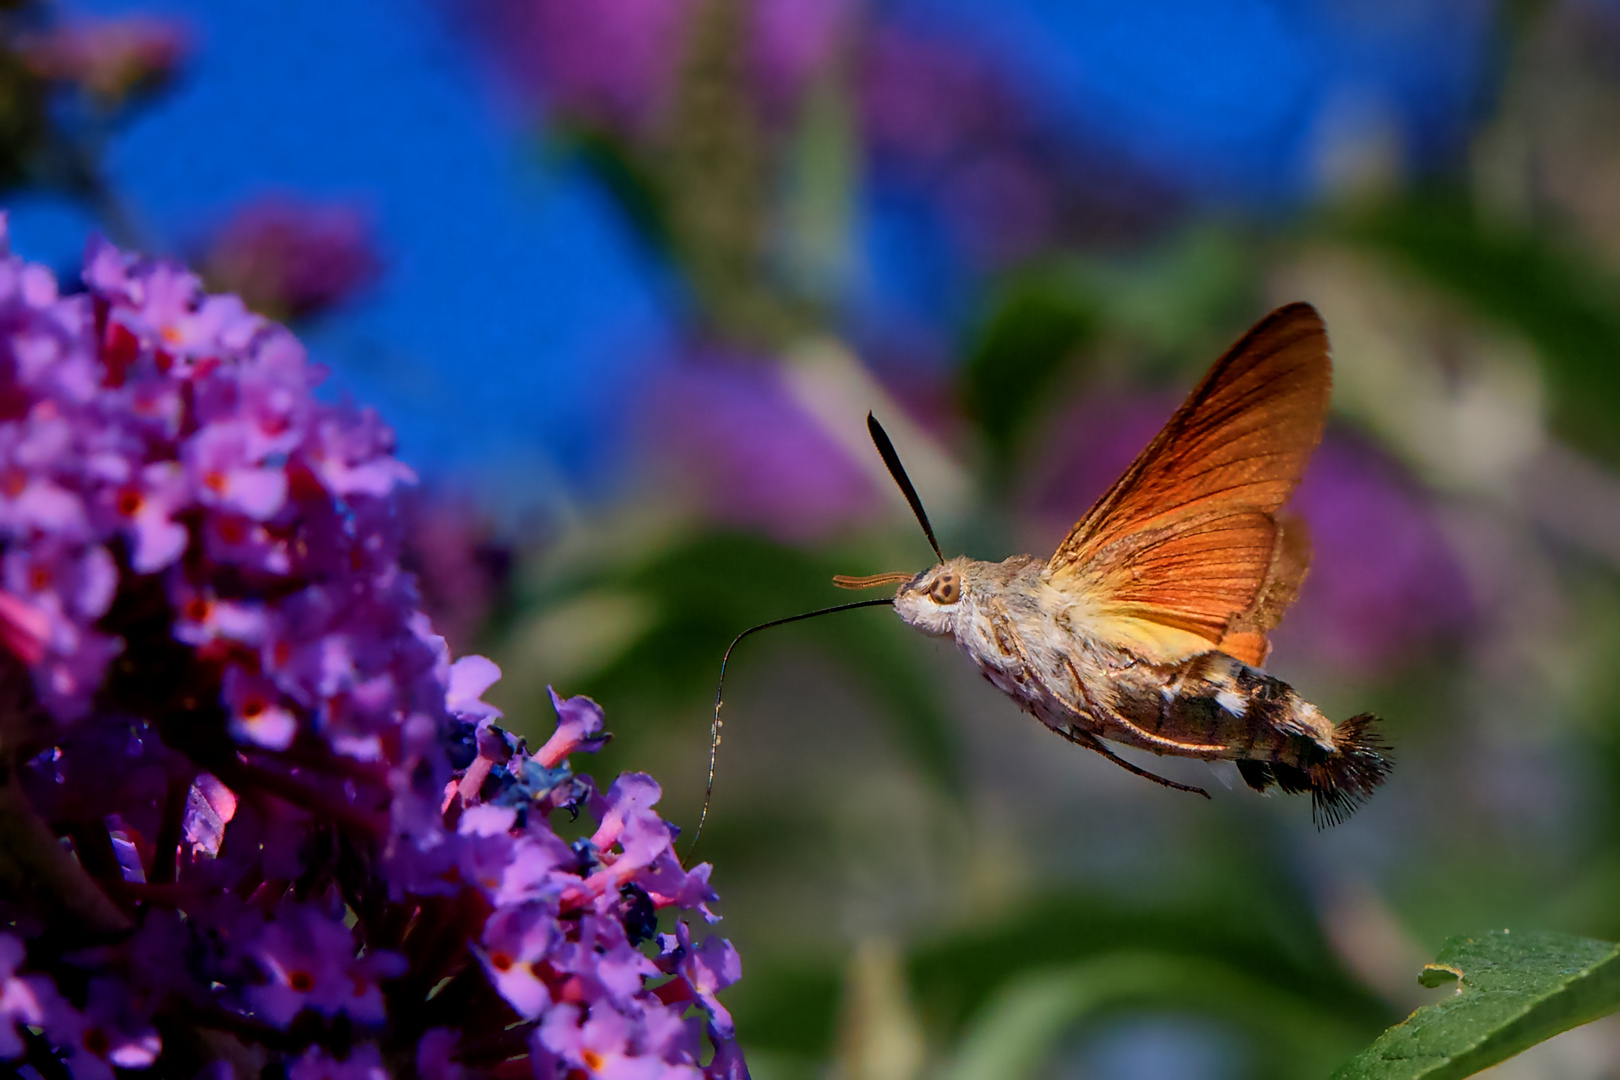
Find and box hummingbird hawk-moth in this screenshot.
[696,302,1389,845]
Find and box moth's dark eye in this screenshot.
[929,571,961,605]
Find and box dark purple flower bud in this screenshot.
[19,16,189,106]
[199,196,383,321]
[619,883,657,945]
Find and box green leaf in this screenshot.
[1340,192,1620,463]
[961,274,1098,471]
[1332,929,1620,1080]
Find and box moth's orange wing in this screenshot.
[1046,303,1329,663]
[1217,513,1311,666]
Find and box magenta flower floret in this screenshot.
[0,221,747,1078]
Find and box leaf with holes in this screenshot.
[1332,930,1620,1080]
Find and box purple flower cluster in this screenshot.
[0,222,745,1079]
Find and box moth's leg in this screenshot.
[1056,726,1212,799]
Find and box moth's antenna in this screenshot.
[688,596,896,856]
[866,412,944,564]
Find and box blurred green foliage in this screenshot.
[962,275,1098,473]
[527,532,961,796]
[1338,192,1620,464]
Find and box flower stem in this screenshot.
[0,759,130,934]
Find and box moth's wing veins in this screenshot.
[1045,303,1330,653]
[1218,512,1312,666]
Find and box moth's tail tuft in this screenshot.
[1308,713,1392,828]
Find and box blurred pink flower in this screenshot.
[1026,390,1472,677]
[859,26,1059,265]
[1283,436,1474,676]
[446,0,856,132]
[644,355,881,542]
[199,196,381,320]
[20,16,188,105]
[400,490,511,652]
[859,27,1015,171]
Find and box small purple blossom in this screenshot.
[660,923,742,1039]
[538,685,611,765]
[243,903,406,1027]
[0,936,43,1060]
[30,977,162,1080]
[0,222,747,1079]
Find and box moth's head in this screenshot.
[893,556,973,637]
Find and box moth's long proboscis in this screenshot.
[688,596,897,857]
[866,412,945,565]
